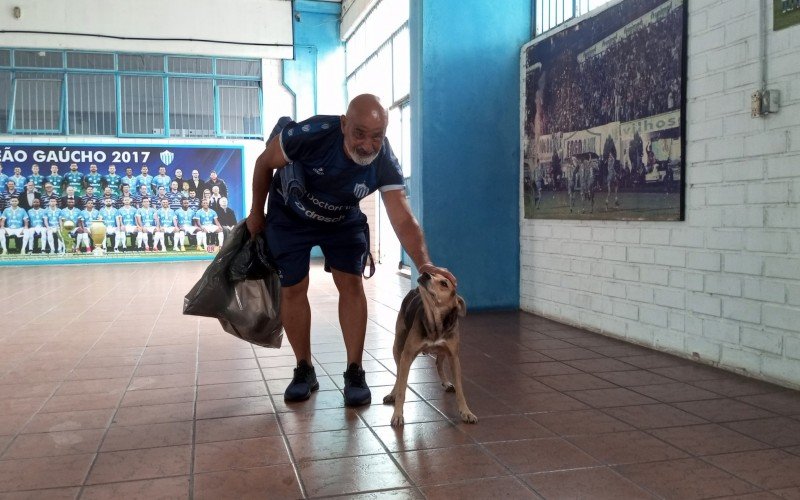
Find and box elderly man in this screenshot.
[246,94,455,407]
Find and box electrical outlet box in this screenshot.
[751,90,763,117]
[763,90,780,114]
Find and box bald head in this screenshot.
[341,94,388,166]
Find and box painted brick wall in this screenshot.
[520,0,800,388]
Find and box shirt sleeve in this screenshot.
[377,138,405,193]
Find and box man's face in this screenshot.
[203,191,211,200]
[142,199,150,208]
[159,167,166,175]
[141,166,149,175]
[32,199,41,209]
[192,170,199,179]
[161,200,169,209]
[44,183,53,193]
[14,167,21,175]
[26,182,35,192]
[104,188,112,196]
[189,190,196,199]
[123,197,131,206]
[51,165,58,174]
[31,165,39,174]
[122,185,130,194]
[175,169,182,178]
[66,187,75,196]
[90,164,97,173]
[219,197,228,209]
[86,187,94,195]
[105,199,113,207]
[170,181,178,190]
[85,201,94,210]
[49,200,57,209]
[5,181,14,192]
[140,186,148,194]
[201,199,209,209]
[70,163,78,172]
[181,199,189,209]
[211,186,220,195]
[67,199,75,208]
[126,168,133,176]
[341,115,385,166]
[10,198,19,208]
[109,165,116,174]
[210,172,217,180]
[158,187,166,195]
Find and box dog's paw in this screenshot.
[442,383,455,393]
[382,394,395,404]
[390,414,405,427]
[460,410,478,424]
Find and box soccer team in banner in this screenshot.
[0,162,237,255]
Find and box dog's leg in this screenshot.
[390,348,416,426]
[435,355,454,392]
[383,319,406,405]
[448,354,477,424]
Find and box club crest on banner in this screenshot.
[160,150,175,166]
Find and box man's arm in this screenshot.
[245,135,288,235]
[381,189,457,287]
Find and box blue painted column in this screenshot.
[409,0,531,310]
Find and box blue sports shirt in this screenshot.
[275,115,404,225]
[136,207,156,226]
[60,207,81,224]
[1,207,27,228]
[98,207,118,227]
[117,206,137,226]
[27,208,46,227]
[194,208,218,225]
[175,208,195,226]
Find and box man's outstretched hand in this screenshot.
[418,263,457,289]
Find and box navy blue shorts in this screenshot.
[265,205,368,287]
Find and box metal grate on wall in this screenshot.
[535,0,614,35]
[0,48,263,139]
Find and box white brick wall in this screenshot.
[520,1,800,389]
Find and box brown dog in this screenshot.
[383,272,477,426]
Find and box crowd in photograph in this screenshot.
[0,162,237,255]
[537,7,682,135]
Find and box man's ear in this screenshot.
[340,115,347,132]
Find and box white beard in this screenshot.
[345,142,380,166]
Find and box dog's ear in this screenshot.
[456,295,467,317]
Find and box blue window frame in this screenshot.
[0,48,263,139]
[535,0,614,35]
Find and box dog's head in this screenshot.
[417,272,466,335]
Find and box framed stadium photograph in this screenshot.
[521,0,686,221]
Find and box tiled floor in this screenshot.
[1,260,800,499]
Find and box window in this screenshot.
[0,48,263,138]
[218,81,261,136]
[13,73,62,132]
[68,74,116,135]
[120,75,164,135]
[535,0,614,35]
[169,77,214,137]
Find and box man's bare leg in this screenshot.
[331,269,367,365]
[281,275,312,364]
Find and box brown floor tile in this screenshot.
[127,373,196,391]
[724,417,800,447]
[693,377,785,397]
[196,396,274,419]
[567,430,688,465]
[457,414,553,442]
[86,445,191,485]
[2,429,105,459]
[705,450,800,490]
[566,387,659,408]
[196,368,262,386]
[738,391,800,416]
[484,437,599,474]
[536,373,616,391]
[193,435,290,472]
[22,408,115,434]
[119,386,195,407]
[538,347,605,361]
[522,466,656,499]
[773,487,800,499]
[630,382,722,403]
[81,476,190,500]
[112,402,194,426]
[0,454,95,492]
[616,457,760,499]
[518,361,583,376]
[675,399,777,423]
[0,487,80,499]
[529,409,634,436]
[193,464,301,500]
[277,407,364,435]
[100,421,193,452]
[564,357,639,372]
[512,391,590,413]
[395,444,508,486]
[195,414,281,443]
[604,403,708,429]
[650,364,730,382]
[617,353,691,369]
[286,427,386,462]
[595,369,676,387]
[422,476,539,499]
[299,453,412,496]
[195,381,268,400]
[650,423,769,456]
[373,420,474,452]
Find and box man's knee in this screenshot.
[281,276,310,302]
[332,270,364,297]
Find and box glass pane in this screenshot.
[119,54,164,72]
[218,84,261,136]
[401,104,411,178]
[15,50,63,68]
[67,52,114,70]
[13,74,63,131]
[0,50,10,67]
[216,59,260,77]
[0,71,10,133]
[169,78,214,137]
[68,74,116,135]
[391,26,409,101]
[120,75,164,135]
[168,56,212,74]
